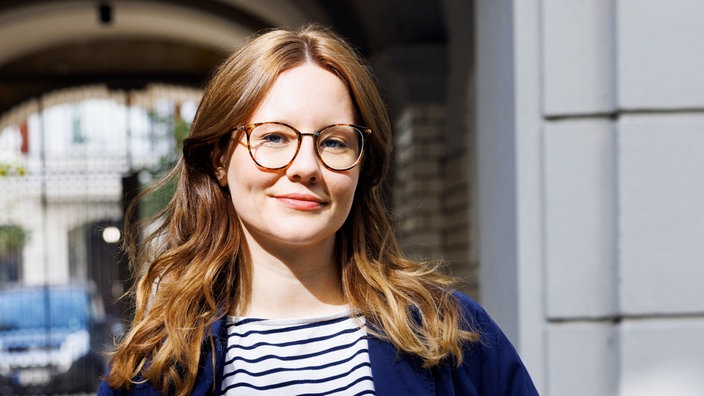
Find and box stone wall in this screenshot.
[477,1,704,394]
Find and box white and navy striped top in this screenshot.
[220,310,376,395]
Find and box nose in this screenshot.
[285,135,322,182]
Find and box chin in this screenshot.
[275,233,333,246]
[268,227,338,246]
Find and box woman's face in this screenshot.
[224,63,360,251]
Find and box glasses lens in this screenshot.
[317,125,364,170]
[248,123,299,169]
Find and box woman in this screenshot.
[100,25,537,395]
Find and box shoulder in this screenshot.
[451,290,484,318]
[451,290,514,343]
[97,381,119,396]
[97,316,229,396]
[443,290,539,395]
[452,291,505,337]
[97,380,160,396]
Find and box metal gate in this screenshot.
[0,84,199,394]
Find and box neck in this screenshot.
[237,232,346,319]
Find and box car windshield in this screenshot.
[0,287,89,331]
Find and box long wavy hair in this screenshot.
[106,24,478,395]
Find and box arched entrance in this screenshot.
[0,0,476,296]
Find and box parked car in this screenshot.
[0,283,112,394]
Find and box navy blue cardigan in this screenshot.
[98,292,538,395]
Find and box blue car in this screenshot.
[0,283,112,394]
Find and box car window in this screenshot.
[0,287,89,331]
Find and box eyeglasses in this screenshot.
[233,122,372,171]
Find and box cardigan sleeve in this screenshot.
[434,291,539,396]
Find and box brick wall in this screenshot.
[392,104,477,298]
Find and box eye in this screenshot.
[319,136,350,151]
[260,132,290,146]
[318,126,359,153]
[249,124,297,149]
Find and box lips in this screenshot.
[273,193,327,210]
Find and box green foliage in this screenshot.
[139,172,179,219]
[138,111,190,218]
[0,161,26,177]
[0,225,28,256]
[146,110,189,176]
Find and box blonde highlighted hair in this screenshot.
[106,24,478,395]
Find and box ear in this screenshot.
[210,142,229,187]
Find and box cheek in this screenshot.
[331,173,360,210]
[225,157,260,213]
[226,145,249,175]
[226,146,261,188]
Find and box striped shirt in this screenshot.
[220,310,376,395]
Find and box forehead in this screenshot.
[249,63,355,126]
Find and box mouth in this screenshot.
[273,193,327,210]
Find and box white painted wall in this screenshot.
[476,1,704,394]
